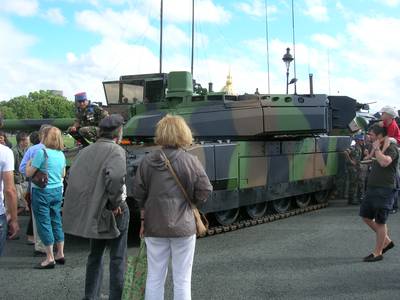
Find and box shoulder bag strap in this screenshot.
[42,148,48,173]
[160,149,194,209]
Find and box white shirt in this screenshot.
[0,144,14,216]
[121,184,127,202]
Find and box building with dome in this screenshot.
[221,70,235,95]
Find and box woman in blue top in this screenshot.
[26,126,66,269]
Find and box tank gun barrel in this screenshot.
[1,118,75,132]
[355,102,375,111]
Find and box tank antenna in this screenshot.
[159,0,163,73]
[291,0,297,94]
[328,50,331,95]
[265,0,271,94]
[191,0,195,76]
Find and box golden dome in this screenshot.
[221,70,235,95]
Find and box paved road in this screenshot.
[1,200,399,300]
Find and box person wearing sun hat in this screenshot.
[69,92,108,142]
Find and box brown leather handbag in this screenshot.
[31,149,48,189]
[160,150,209,237]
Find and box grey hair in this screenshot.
[99,127,122,140]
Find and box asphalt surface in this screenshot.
[1,200,400,300]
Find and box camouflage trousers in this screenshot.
[16,182,28,209]
[347,166,365,203]
[79,126,99,142]
[334,172,347,198]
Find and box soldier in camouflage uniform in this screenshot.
[69,92,108,142]
[12,132,30,214]
[344,134,364,204]
[356,134,369,202]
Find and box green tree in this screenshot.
[0,90,75,119]
[0,102,17,119]
[6,95,41,119]
[30,90,75,118]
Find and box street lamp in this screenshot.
[282,48,293,94]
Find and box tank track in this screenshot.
[202,203,329,237]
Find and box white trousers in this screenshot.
[145,235,196,300]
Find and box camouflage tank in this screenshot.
[102,71,364,226]
[0,71,365,229]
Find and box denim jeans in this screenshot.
[0,214,8,256]
[31,186,64,246]
[84,205,129,300]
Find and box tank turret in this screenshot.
[109,71,360,141]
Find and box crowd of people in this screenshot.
[343,106,400,207]
[0,93,212,299]
[0,125,66,268]
[0,97,399,299]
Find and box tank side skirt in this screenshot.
[199,177,333,213]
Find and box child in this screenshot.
[378,106,399,213]
[378,106,399,152]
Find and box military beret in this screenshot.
[99,114,124,130]
[354,133,364,141]
[75,92,87,102]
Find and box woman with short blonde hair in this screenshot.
[26,126,66,269]
[133,114,212,300]
[42,127,64,150]
[154,114,193,147]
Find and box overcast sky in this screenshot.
[0,0,399,112]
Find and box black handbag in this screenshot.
[31,149,48,189]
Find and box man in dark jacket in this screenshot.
[360,124,399,262]
[63,114,128,300]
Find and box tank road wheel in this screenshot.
[272,198,291,213]
[214,208,240,226]
[295,195,311,208]
[245,202,268,219]
[314,190,330,204]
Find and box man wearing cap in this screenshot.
[63,114,129,300]
[69,92,108,142]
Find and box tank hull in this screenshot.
[123,135,349,215]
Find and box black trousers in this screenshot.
[84,207,130,300]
